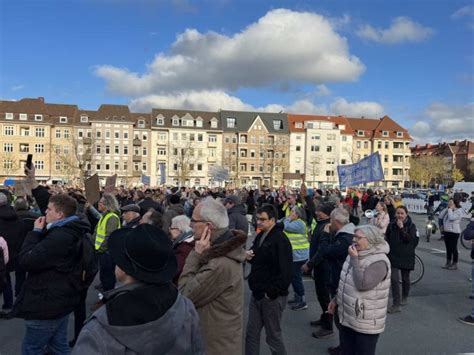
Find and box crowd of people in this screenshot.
[0,166,472,355]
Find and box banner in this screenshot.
[209,165,229,182]
[104,174,117,193]
[141,175,150,185]
[159,163,166,185]
[84,174,100,204]
[337,153,385,188]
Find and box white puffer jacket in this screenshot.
[439,207,466,234]
[337,242,391,335]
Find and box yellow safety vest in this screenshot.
[95,211,121,250]
[284,219,310,250]
[284,202,303,217]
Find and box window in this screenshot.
[273,120,283,130]
[35,161,44,170]
[4,126,14,135]
[122,146,128,155]
[5,113,13,120]
[55,146,61,154]
[123,132,129,139]
[64,129,70,139]
[341,136,347,142]
[357,130,364,136]
[172,118,180,126]
[115,162,119,170]
[34,144,44,153]
[35,127,45,137]
[364,141,368,149]
[356,141,361,149]
[210,119,218,128]
[55,161,61,171]
[137,120,145,128]
[134,147,140,156]
[312,134,320,140]
[196,119,203,128]
[378,141,382,149]
[114,131,120,139]
[156,117,164,125]
[382,131,389,137]
[227,117,236,128]
[197,164,202,171]
[158,132,166,141]
[34,114,43,121]
[19,143,29,153]
[19,113,27,121]
[327,158,336,164]
[327,146,333,152]
[3,160,13,169]
[3,143,13,152]
[233,136,238,144]
[96,145,101,154]
[311,145,320,152]
[114,145,119,154]
[142,162,147,171]
[341,159,346,164]
[157,148,166,156]
[397,131,403,138]
[142,132,147,141]
[59,116,67,123]
[105,145,110,154]
[173,163,178,171]
[63,146,69,154]
[327,134,336,140]
[326,170,335,177]
[55,129,61,138]
[197,134,203,142]
[20,127,29,136]
[142,147,147,156]
[296,146,301,152]
[385,142,389,149]
[96,164,101,171]
[295,122,303,129]
[123,162,128,170]
[80,116,88,123]
[189,133,195,141]
[78,130,84,138]
[96,131,101,138]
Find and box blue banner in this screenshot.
[337,153,385,188]
[141,175,150,185]
[159,163,166,185]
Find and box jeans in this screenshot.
[291,260,306,297]
[339,325,379,355]
[245,295,287,355]
[444,232,460,264]
[98,252,116,291]
[391,267,410,306]
[2,272,13,309]
[22,314,70,355]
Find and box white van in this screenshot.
[452,182,474,195]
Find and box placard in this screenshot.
[85,174,101,204]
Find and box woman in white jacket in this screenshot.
[439,197,467,270]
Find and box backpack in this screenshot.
[69,232,98,291]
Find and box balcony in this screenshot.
[208,141,217,147]
[132,155,142,162]
[132,171,141,177]
[83,137,92,145]
[133,138,142,146]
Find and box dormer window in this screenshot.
[59,116,68,123]
[156,115,164,125]
[396,131,403,138]
[19,113,27,120]
[295,122,303,129]
[227,117,236,128]
[357,130,364,136]
[382,131,389,137]
[273,119,283,130]
[338,124,345,130]
[80,115,88,123]
[35,114,43,121]
[137,120,146,128]
[172,117,180,126]
[196,118,203,128]
[5,113,13,120]
[210,118,218,128]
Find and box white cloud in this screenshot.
[451,5,474,19]
[315,84,331,96]
[259,100,328,115]
[357,17,434,44]
[96,8,365,96]
[330,98,384,117]
[410,102,474,143]
[11,85,24,91]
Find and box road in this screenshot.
[0,214,472,354]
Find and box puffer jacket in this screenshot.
[178,229,247,355]
[439,207,466,234]
[337,242,391,335]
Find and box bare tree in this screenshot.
[0,152,20,177]
[170,140,197,185]
[222,152,240,186]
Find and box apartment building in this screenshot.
[220,110,289,187]
[347,116,411,188]
[150,109,222,186]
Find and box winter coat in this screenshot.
[337,242,391,335]
[462,219,474,260]
[172,230,195,285]
[439,207,466,234]
[247,224,293,300]
[13,218,91,320]
[0,205,25,272]
[385,216,418,270]
[162,204,185,234]
[227,204,249,235]
[369,212,390,234]
[73,283,204,355]
[178,229,247,355]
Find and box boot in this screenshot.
[312,327,334,338]
[387,305,401,314]
[400,297,408,306]
[448,263,458,270]
[442,262,451,269]
[287,294,299,305]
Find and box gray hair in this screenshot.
[0,193,7,206]
[101,193,120,212]
[199,196,229,229]
[292,206,306,221]
[14,197,29,211]
[354,225,386,248]
[330,207,350,225]
[171,215,192,233]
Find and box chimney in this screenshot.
[38,97,44,103]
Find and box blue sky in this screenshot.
[1,0,473,144]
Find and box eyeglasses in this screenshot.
[190,218,207,224]
[169,227,179,230]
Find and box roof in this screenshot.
[220,110,288,134]
[287,114,354,135]
[95,104,132,122]
[131,112,151,129]
[151,108,221,130]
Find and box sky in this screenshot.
[0,0,473,144]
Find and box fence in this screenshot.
[402,198,472,214]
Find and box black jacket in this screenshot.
[12,209,39,271]
[13,218,91,320]
[227,204,249,235]
[309,218,330,264]
[385,216,418,270]
[0,205,25,272]
[247,224,293,300]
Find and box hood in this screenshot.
[336,223,355,236]
[227,204,246,216]
[60,218,92,235]
[92,294,194,353]
[0,205,18,221]
[359,240,390,257]
[201,229,247,264]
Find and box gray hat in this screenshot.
[223,195,240,205]
[121,204,141,213]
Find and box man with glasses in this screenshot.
[245,204,293,355]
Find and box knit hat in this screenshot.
[316,202,335,217]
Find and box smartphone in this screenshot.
[26,154,33,169]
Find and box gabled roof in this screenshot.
[151,108,221,130]
[373,115,411,140]
[95,104,132,122]
[220,110,288,134]
[287,114,354,135]
[131,113,151,129]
